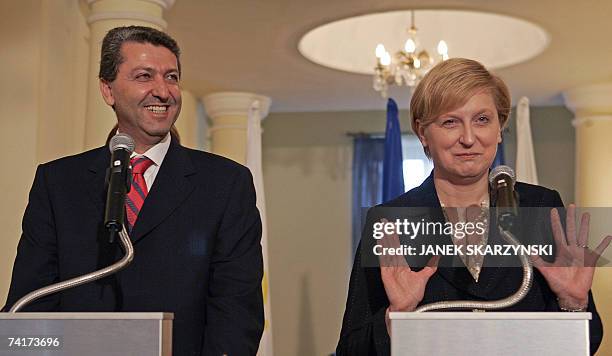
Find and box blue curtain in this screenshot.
[351,136,385,256]
[382,98,405,201]
[491,141,506,168]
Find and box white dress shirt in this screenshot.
[130,133,171,191]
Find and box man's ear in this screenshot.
[99,79,115,106]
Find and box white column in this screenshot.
[83,0,175,149]
[563,83,612,205]
[203,92,271,164]
[563,83,612,356]
[173,90,200,149]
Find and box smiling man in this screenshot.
[98,34,182,153]
[4,26,264,355]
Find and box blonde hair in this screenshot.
[410,58,510,155]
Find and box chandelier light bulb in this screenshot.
[437,40,448,56]
[404,38,416,53]
[381,51,392,66]
[375,43,386,58]
[371,11,454,97]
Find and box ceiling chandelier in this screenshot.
[373,10,449,97]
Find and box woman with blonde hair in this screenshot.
[337,58,610,355]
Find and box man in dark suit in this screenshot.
[3,26,264,355]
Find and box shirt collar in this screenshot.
[129,132,171,167]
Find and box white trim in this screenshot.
[563,83,612,113]
[147,0,174,9]
[571,115,612,127]
[158,319,163,356]
[88,0,175,10]
[203,92,272,120]
[0,312,173,320]
[87,11,168,29]
[208,124,247,133]
[389,312,591,320]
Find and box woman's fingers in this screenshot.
[593,236,612,260]
[550,208,568,250]
[381,230,400,267]
[566,204,577,246]
[377,237,390,268]
[426,255,440,268]
[378,218,409,268]
[530,253,551,270]
[377,219,391,267]
[577,212,590,248]
[421,255,440,278]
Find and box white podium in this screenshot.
[0,312,173,355]
[390,312,590,356]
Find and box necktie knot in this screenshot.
[131,156,154,175]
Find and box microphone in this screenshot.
[104,133,135,237]
[489,165,518,230]
[9,134,137,311]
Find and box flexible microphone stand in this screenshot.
[9,226,134,313]
[415,225,533,312]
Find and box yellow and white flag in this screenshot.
[516,96,539,185]
[246,100,273,356]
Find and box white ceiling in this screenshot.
[298,10,549,74]
[164,0,612,113]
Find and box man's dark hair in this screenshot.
[99,26,181,82]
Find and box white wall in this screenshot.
[0,0,90,305]
[263,111,389,355]
[0,0,43,306]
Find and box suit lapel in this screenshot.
[130,141,196,244]
[413,173,512,300]
[87,147,111,216]
[410,177,478,295]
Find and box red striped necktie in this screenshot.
[126,156,154,231]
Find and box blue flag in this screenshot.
[491,141,505,168]
[382,98,405,201]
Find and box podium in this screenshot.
[390,312,590,356]
[0,312,173,355]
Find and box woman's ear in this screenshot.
[497,116,505,144]
[415,120,428,148]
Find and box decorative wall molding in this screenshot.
[571,115,612,128]
[87,11,168,29]
[203,92,272,120]
[563,83,612,114]
[87,0,175,10]
[208,124,247,133]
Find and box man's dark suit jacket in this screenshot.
[3,139,264,356]
[337,173,603,355]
